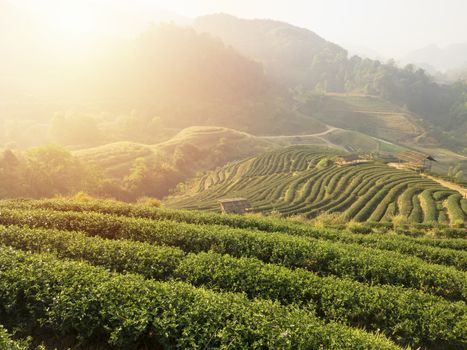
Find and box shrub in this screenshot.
[0,208,465,300]
[0,247,403,350]
[72,191,95,202]
[312,212,347,227]
[346,221,373,234]
[136,196,162,207]
[0,326,31,350]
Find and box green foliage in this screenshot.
[1,199,466,348]
[447,194,466,227]
[0,206,465,300]
[136,196,162,207]
[0,326,30,350]
[0,146,97,199]
[1,224,465,348]
[0,247,403,350]
[168,146,463,227]
[316,157,332,168]
[4,197,466,261]
[420,189,438,224]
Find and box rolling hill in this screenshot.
[194,14,347,89]
[194,15,467,154]
[299,93,427,143]
[166,146,466,226]
[75,126,275,178]
[74,126,277,198]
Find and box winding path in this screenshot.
[257,126,339,140]
[423,175,467,198]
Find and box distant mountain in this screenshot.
[446,65,467,82]
[401,43,467,72]
[341,43,385,61]
[193,15,467,153]
[194,14,347,90]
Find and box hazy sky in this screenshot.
[9,0,467,58]
[154,0,467,58]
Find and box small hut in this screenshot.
[397,151,436,171]
[218,198,251,214]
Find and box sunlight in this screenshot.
[35,1,102,39]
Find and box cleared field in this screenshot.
[0,198,465,349]
[167,146,466,226]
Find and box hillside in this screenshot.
[74,126,276,198]
[167,146,466,226]
[0,22,329,147]
[76,126,274,177]
[401,43,467,72]
[299,93,426,144]
[0,198,464,349]
[193,15,467,153]
[194,14,347,89]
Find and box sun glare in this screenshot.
[49,3,99,36]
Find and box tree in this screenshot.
[26,144,86,197]
[0,149,26,198]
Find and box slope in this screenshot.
[166,145,466,226]
[299,93,426,144]
[74,126,276,198]
[193,14,467,154]
[194,14,347,90]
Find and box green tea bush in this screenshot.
[0,247,403,350]
[0,326,31,350]
[1,225,464,348]
[0,208,465,300]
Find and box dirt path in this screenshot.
[387,163,467,197]
[257,126,339,139]
[423,175,467,198]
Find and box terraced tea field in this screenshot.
[0,198,465,349]
[299,94,425,144]
[167,146,467,225]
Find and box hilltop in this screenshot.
[194,14,347,89]
[74,126,276,198]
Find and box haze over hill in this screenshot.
[194,14,347,89]
[401,43,467,73]
[194,14,467,153]
[0,1,466,202]
[0,3,466,349]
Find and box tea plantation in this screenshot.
[0,198,465,349]
[167,146,467,226]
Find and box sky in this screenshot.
[153,0,467,58]
[6,0,467,59]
